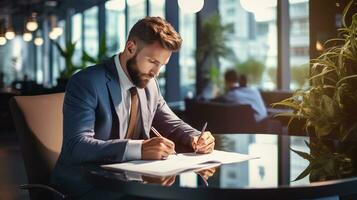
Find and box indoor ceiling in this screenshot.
[0,0,64,33]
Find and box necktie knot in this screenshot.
[129,87,137,96]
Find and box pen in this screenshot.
[197,173,209,187]
[150,126,177,155]
[195,122,207,153]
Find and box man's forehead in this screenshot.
[140,43,171,64]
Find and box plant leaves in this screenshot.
[292,163,313,182]
[291,148,313,161]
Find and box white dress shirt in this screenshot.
[223,87,268,122]
[114,54,143,161]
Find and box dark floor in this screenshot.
[0,130,30,200]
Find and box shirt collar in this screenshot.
[114,54,135,91]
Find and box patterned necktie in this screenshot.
[125,87,139,139]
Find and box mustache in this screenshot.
[142,72,156,79]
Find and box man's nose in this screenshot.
[150,67,160,77]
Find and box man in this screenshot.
[51,16,215,196]
[214,69,267,122]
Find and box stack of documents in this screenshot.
[102,150,258,177]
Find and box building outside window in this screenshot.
[219,0,309,91]
[127,0,146,36]
[52,20,65,85]
[106,0,126,55]
[179,11,196,99]
[71,13,83,66]
[84,6,99,59]
[149,0,165,17]
[219,0,278,90]
[289,0,309,90]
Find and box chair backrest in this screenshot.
[9,93,64,188]
[184,99,257,134]
[0,92,17,130]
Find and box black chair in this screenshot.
[9,93,67,200]
[184,99,282,134]
[0,92,17,130]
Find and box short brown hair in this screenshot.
[128,16,182,51]
[224,69,239,83]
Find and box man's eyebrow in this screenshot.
[148,57,162,65]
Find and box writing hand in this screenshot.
[142,175,176,186]
[142,137,175,160]
[196,166,217,181]
[191,131,215,154]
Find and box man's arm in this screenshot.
[152,94,200,150]
[61,71,129,164]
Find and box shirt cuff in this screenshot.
[123,140,143,161]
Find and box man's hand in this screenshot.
[142,137,175,160]
[196,166,217,180]
[191,131,215,154]
[142,175,176,186]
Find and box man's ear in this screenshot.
[126,40,137,55]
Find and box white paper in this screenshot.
[102,150,258,177]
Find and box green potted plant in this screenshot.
[290,63,310,88]
[196,13,236,98]
[54,40,83,89]
[235,58,265,85]
[273,1,357,181]
[81,35,109,66]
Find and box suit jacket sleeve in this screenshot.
[152,83,200,150]
[62,72,128,164]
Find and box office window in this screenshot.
[149,0,165,17]
[149,0,165,95]
[6,37,24,84]
[35,37,43,84]
[289,0,309,90]
[84,6,99,59]
[179,12,196,99]
[71,13,83,66]
[52,20,65,85]
[290,137,310,185]
[127,0,146,36]
[219,0,278,90]
[106,0,126,54]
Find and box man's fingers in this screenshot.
[163,176,176,186]
[162,137,175,149]
[153,137,175,153]
[197,134,215,147]
[142,137,176,160]
[197,132,214,143]
[197,141,215,153]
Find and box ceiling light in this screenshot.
[26,13,38,31]
[49,30,58,40]
[106,0,125,11]
[178,0,204,14]
[5,29,15,40]
[316,41,324,51]
[127,0,144,7]
[53,27,63,37]
[23,32,33,42]
[0,36,6,46]
[34,37,44,46]
[240,0,276,13]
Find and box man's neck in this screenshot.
[118,53,133,83]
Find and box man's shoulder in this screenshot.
[71,63,107,82]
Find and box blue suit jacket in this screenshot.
[51,56,199,196]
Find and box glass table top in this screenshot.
[83,133,357,189]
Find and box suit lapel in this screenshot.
[137,88,150,139]
[104,57,122,138]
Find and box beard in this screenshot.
[126,54,153,88]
